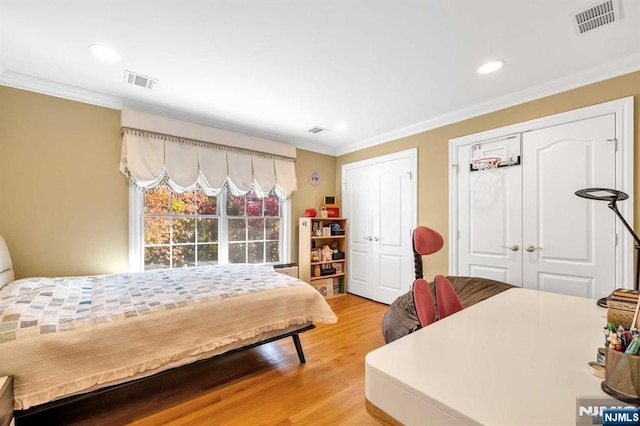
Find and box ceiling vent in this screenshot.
[307,126,329,135]
[123,70,158,89]
[572,0,620,34]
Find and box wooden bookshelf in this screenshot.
[299,217,347,298]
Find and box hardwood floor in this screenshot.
[18,294,389,426]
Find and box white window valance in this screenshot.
[119,129,297,199]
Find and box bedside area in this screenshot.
[0,376,13,426]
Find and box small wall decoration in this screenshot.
[309,171,320,186]
[323,195,338,206]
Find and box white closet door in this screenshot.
[374,158,415,304]
[522,114,616,299]
[457,137,523,285]
[345,165,376,299]
[344,149,417,304]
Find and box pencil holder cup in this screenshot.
[605,348,640,398]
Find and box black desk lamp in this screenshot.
[575,188,640,293]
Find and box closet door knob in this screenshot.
[501,244,519,251]
[526,245,541,252]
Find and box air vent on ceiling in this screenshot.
[123,70,158,89]
[572,0,620,34]
[307,126,329,135]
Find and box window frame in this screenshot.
[128,183,291,272]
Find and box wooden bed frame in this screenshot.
[14,323,315,421]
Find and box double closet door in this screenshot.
[455,114,618,300]
[342,149,417,305]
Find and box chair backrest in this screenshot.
[413,278,437,327]
[412,226,444,279]
[434,274,463,320]
[0,235,15,289]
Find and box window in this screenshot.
[130,184,290,271]
[226,191,282,264]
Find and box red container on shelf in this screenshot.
[304,208,317,217]
[326,207,340,218]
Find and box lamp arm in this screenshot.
[608,201,640,246]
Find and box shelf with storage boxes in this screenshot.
[299,217,347,298]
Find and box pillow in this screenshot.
[0,236,15,290]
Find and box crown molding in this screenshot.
[0,70,124,109]
[0,69,338,156]
[335,53,640,156]
[2,52,638,159]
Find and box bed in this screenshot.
[0,237,337,412]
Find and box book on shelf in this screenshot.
[611,288,640,300]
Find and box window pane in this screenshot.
[229,242,246,263]
[145,217,170,245]
[173,218,195,244]
[266,241,280,263]
[265,218,280,240]
[227,193,245,216]
[228,219,246,242]
[248,219,264,241]
[197,218,218,243]
[196,193,217,215]
[246,193,263,217]
[248,242,264,263]
[172,191,196,215]
[172,245,195,268]
[145,246,170,270]
[144,187,170,214]
[198,244,218,266]
[140,187,286,270]
[264,195,279,217]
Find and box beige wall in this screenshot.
[0,85,334,277]
[336,70,640,280]
[0,85,128,279]
[2,70,638,280]
[290,149,337,263]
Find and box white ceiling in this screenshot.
[1,0,639,156]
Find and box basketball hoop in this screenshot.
[471,157,501,172]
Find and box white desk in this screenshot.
[365,289,607,425]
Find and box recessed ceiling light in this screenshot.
[333,122,348,132]
[89,44,121,62]
[477,60,505,74]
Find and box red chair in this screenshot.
[412,226,444,280]
[411,227,442,327]
[413,278,436,327]
[434,274,463,319]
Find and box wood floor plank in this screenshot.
[17,294,388,426]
